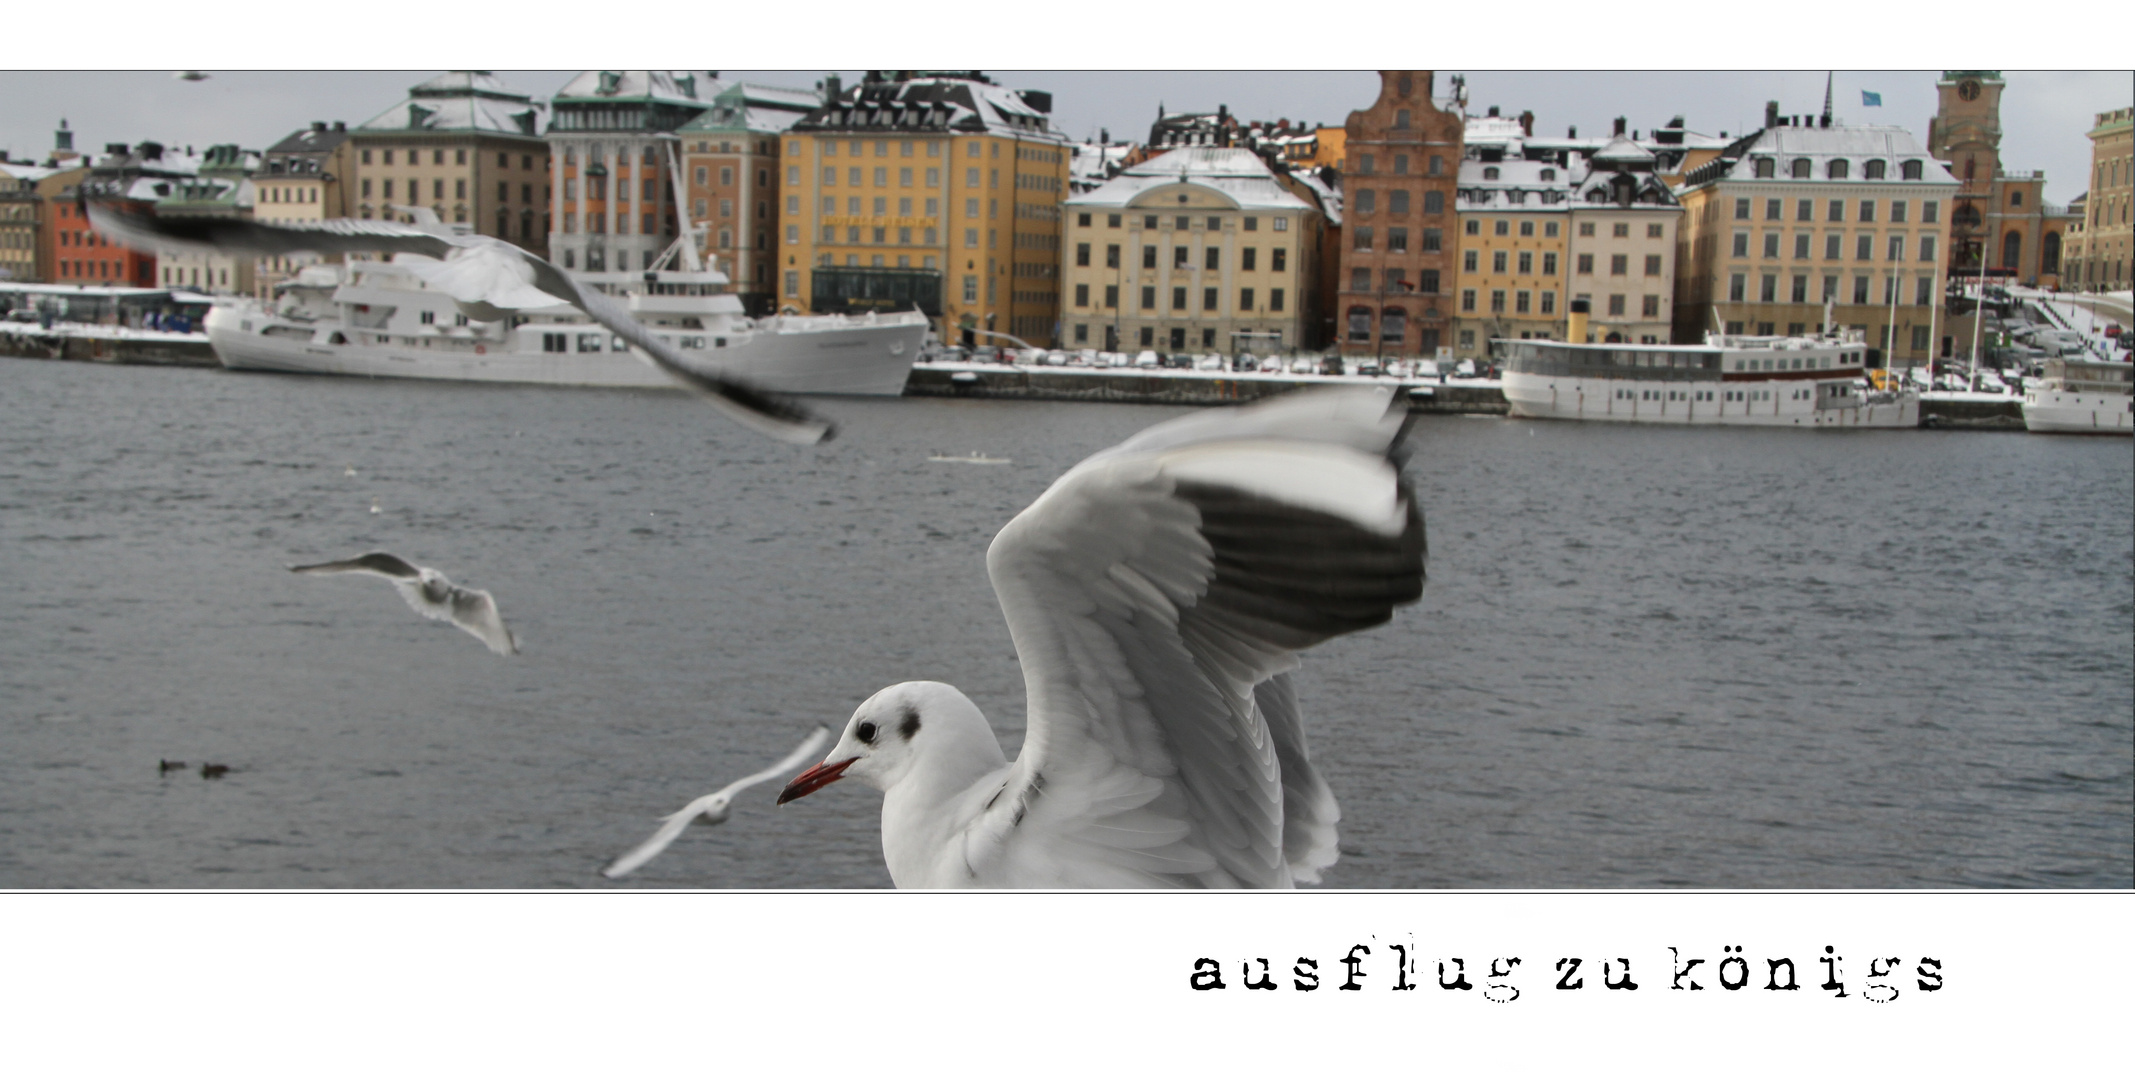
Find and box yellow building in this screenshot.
[1674,117,1958,365]
[782,72,1068,347]
[1452,156,1572,357]
[1060,147,1324,355]
[2071,106,2131,292]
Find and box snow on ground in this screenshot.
[924,358,1496,390]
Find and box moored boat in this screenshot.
[2021,357,2134,435]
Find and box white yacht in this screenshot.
[2021,357,2134,435]
[1498,326,1918,429]
[205,258,926,397]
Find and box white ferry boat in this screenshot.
[2021,357,2133,435]
[1498,326,1917,429]
[205,259,926,397]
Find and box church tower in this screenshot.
[1927,71,2004,182]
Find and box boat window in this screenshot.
[612,336,626,351]
[577,333,603,352]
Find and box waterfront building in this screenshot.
[546,70,717,274]
[253,121,353,292]
[783,71,1070,348]
[1673,107,1957,366]
[354,71,549,253]
[154,143,260,295]
[1335,70,1462,360]
[1060,146,1323,355]
[678,81,819,313]
[2070,106,2130,292]
[1565,136,1682,345]
[1926,71,2077,288]
[1450,145,1574,356]
[64,141,201,288]
[0,155,60,283]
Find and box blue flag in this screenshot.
[1861,90,1883,107]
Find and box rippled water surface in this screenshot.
[3,357,2128,888]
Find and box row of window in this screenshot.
[1732,196,1939,224]
[1070,212,1290,233]
[1344,309,1443,350]
[1350,152,1447,177]
[1067,282,1291,314]
[259,186,320,205]
[357,148,540,170]
[1351,226,1443,253]
[558,212,671,235]
[1352,189,1446,216]
[1074,324,1290,349]
[1749,156,1924,181]
[560,144,663,168]
[1729,231,1939,263]
[1074,244,1293,273]
[1726,272,1937,306]
[1347,269,1440,293]
[559,177,667,203]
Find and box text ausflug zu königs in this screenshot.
[1189,944,1944,1003]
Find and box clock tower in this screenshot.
[1927,70,2004,182]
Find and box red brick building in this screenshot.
[1335,71,1463,358]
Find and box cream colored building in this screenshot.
[1565,137,1681,345]
[1061,147,1322,355]
[1674,120,1958,365]
[1452,156,1571,357]
[355,72,549,253]
[2072,106,2131,292]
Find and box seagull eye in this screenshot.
[856,722,878,744]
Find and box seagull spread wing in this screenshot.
[290,552,423,579]
[85,204,832,445]
[965,388,1422,887]
[603,726,831,879]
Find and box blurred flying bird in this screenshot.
[290,551,518,656]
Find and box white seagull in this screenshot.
[290,552,518,656]
[602,726,833,879]
[777,388,1426,888]
[85,202,831,445]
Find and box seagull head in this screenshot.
[777,681,993,804]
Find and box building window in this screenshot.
[1919,235,1937,262]
[1354,227,1373,250]
[1347,307,1372,341]
[1239,287,1254,310]
[1356,189,1376,215]
[1828,159,1850,180]
[1732,233,1749,257]
[1143,245,1157,269]
[1734,198,1751,220]
[1728,273,1746,302]
[1515,290,1531,314]
[1763,233,1780,259]
[1493,220,1509,236]
[1074,283,1089,307]
[1460,288,1476,312]
[1791,274,1808,303]
[1609,293,1627,315]
[1852,275,1869,303]
[1856,235,1873,261]
[1517,251,1532,274]
[1076,243,1090,267]
[1612,253,1629,275]
[1491,251,1507,273]
[1888,235,1905,262]
[1271,248,1285,272]
[1859,199,1876,223]
[1489,290,1505,313]
[1890,200,1908,223]
[1424,190,1444,215]
[1202,287,1217,311]
[1921,200,1938,224]
[1520,221,1534,237]
[1390,228,1409,253]
[1269,288,1285,312]
[1644,254,1663,276]
[1642,294,1660,318]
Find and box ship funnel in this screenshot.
[1567,298,1590,344]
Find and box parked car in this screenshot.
[1133,350,1160,368]
[1289,357,1319,375]
[1194,354,1224,371]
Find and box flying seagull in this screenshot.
[603,726,833,879]
[290,552,518,656]
[85,203,831,445]
[777,388,1426,888]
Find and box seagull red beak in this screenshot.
[777,757,858,805]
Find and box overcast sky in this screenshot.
[1,69,2121,204]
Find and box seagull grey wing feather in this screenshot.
[541,273,833,446]
[966,388,1422,888]
[602,727,830,879]
[87,203,458,260]
[1256,672,1341,884]
[290,552,424,579]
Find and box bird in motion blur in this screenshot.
[86,203,831,444]
[602,726,832,879]
[290,551,518,656]
[778,388,1426,887]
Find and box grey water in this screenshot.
[2,356,2128,889]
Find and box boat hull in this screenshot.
[2021,390,2135,435]
[205,307,924,397]
[1503,370,1919,428]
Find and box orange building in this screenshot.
[679,82,819,312]
[1335,70,1463,358]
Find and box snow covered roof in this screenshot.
[551,70,720,108]
[1679,124,1958,189]
[1455,156,1578,212]
[0,162,64,182]
[1068,147,1313,213]
[1286,168,1342,225]
[794,73,1063,141]
[266,123,352,158]
[360,72,545,137]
